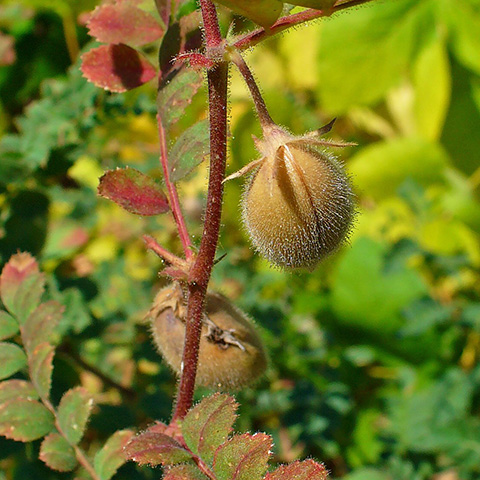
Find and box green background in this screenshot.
[1,0,480,478]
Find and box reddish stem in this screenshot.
[230,51,274,130]
[234,0,376,50]
[143,234,187,268]
[172,0,228,420]
[157,114,194,261]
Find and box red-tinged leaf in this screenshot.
[164,464,209,480]
[264,459,329,480]
[88,3,164,47]
[28,342,55,400]
[98,167,169,216]
[40,432,78,472]
[169,120,209,183]
[124,431,192,466]
[0,342,27,380]
[23,301,64,354]
[57,387,94,445]
[182,393,238,466]
[0,311,19,341]
[158,68,203,129]
[81,44,156,93]
[0,252,44,322]
[213,433,272,480]
[0,33,16,66]
[0,380,38,403]
[0,398,54,441]
[154,0,171,27]
[60,227,89,249]
[94,429,134,480]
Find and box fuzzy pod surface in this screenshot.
[242,129,355,269]
[148,284,267,390]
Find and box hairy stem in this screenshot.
[157,115,194,261]
[234,0,377,50]
[230,50,274,130]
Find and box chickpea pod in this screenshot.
[227,123,355,269]
[148,283,267,390]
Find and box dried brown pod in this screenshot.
[228,124,355,269]
[148,283,267,390]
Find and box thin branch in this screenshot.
[230,50,274,130]
[234,0,377,50]
[143,234,189,268]
[157,115,194,261]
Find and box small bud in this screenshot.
[148,284,267,390]
[240,125,355,269]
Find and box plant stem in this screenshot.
[234,0,377,50]
[172,0,228,421]
[230,51,274,130]
[157,115,194,261]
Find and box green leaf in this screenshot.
[413,34,451,140]
[23,301,64,354]
[316,0,427,114]
[182,393,238,465]
[98,167,169,216]
[0,252,44,322]
[444,0,480,75]
[57,387,93,445]
[213,432,272,480]
[0,398,54,441]
[288,0,335,9]
[28,342,55,400]
[330,238,427,334]
[164,464,209,480]
[264,459,328,480]
[213,0,282,28]
[0,380,38,404]
[169,120,210,183]
[348,137,449,200]
[94,429,134,480]
[124,431,192,466]
[0,311,19,341]
[0,342,27,380]
[40,432,78,472]
[158,68,203,129]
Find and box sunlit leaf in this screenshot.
[40,432,78,472]
[81,44,156,93]
[88,3,164,46]
[98,167,169,216]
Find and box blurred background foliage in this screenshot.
[1,0,480,478]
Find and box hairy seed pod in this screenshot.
[241,127,355,269]
[148,283,267,390]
